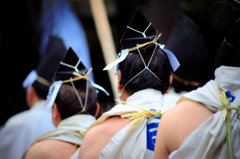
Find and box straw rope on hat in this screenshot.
[45,47,109,114]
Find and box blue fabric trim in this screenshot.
[146,121,159,151]
[226,90,236,103]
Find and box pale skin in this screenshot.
[153,99,214,159]
[24,139,79,159]
[78,70,131,159]
[24,104,78,159]
[78,71,172,159]
[24,101,100,159]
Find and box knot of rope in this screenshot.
[62,68,92,84]
[128,33,162,52]
[218,89,240,159]
[75,130,86,137]
[116,100,164,130]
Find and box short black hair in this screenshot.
[55,80,98,120]
[118,44,172,95]
[32,81,49,99]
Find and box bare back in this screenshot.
[154,99,213,159]
[25,139,79,159]
[78,116,130,159]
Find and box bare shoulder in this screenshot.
[25,140,50,159]
[154,99,213,158]
[25,139,78,159]
[79,116,130,159]
[166,99,214,131]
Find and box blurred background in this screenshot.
[2,0,236,126]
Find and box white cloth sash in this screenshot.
[32,114,96,146]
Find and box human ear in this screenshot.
[26,86,37,108]
[117,70,123,92]
[165,75,173,94]
[169,75,173,85]
[94,102,100,118]
[52,103,61,126]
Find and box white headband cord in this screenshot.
[127,22,152,38]
[121,44,160,97]
[61,59,90,114]
[70,78,89,114]
[137,44,161,81]
[60,59,81,73]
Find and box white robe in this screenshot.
[163,88,187,109]
[169,66,240,159]
[32,114,96,146]
[0,100,55,159]
[89,89,169,159]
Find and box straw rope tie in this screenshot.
[128,33,161,52]
[62,68,92,84]
[218,89,240,159]
[116,100,164,130]
[75,130,86,137]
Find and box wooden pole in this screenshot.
[89,0,118,100]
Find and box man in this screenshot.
[78,10,180,159]
[154,5,240,159]
[0,36,66,159]
[24,48,101,159]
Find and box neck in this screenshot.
[29,97,41,109]
[120,89,130,102]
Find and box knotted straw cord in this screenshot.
[115,99,164,130]
[75,130,86,137]
[128,33,162,52]
[62,68,92,84]
[218,89,240,159]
